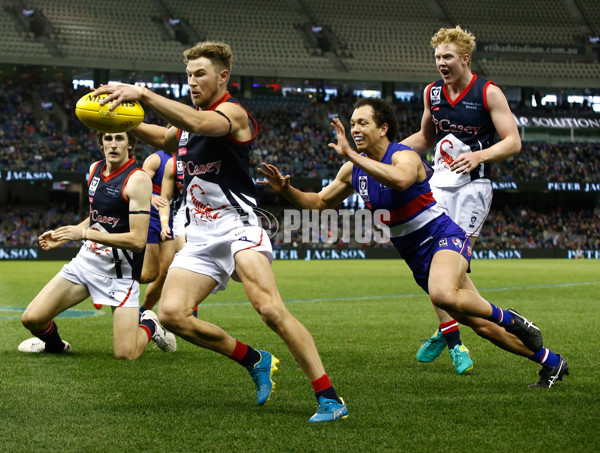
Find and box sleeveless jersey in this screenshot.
[427,73,497,188]
[177,92,260,243]
[351,142,444,238]
[78,157,145,280]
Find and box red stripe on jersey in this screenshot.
[444,73,478,107]
[101,157,136,183]
[384,192,436,226]
[482,80,496,112]
[121,168,144,202]
[152,183,161,195]
[88,161,101,185]
[425,82,436,109]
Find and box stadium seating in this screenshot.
[0,0,598,83]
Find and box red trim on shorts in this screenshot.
[117,281,135,307]
[241,228,264,251]
[311,374,332,393]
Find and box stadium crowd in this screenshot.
[2,79,599,181]
[1,79,599,250]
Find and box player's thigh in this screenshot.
[160,267,217,315]
[112,306,140,358]
[428,250,469,300]
[235,249,282,308]
[24,274,90,323]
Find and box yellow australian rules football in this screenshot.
[75,93,144,133]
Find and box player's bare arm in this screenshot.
[76,170,152,253]
[40,217,90,250]
[400,87,436,153]
[93,84,247,140]
[329,118,423,191]
[258,161,354,210]
[142,153,169,210]
[132,123,178,154]
[450,84,521,174]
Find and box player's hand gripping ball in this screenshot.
[75,93,144,133]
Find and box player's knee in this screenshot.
[140,268,158,284]
[113,348,139,360]
[470,321,500,341]
[158,303,183,333]
[255,302,287,329]
[21,307,44,330]
[429,289,456,311]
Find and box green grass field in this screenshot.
[1,259,599,452]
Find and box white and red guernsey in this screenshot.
[176,92,261,243]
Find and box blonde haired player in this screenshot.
[401,25,521,375]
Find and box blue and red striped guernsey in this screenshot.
[351,142,444,238]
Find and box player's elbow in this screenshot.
[130,239,146,254]
[392,176,414,192]
[507,135,521,157]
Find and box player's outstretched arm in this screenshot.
[258,161,354,211]
[93,84,248,142]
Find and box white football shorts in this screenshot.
[58,256,140,308]
[431,180,493,238]
[169,226,273,293]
